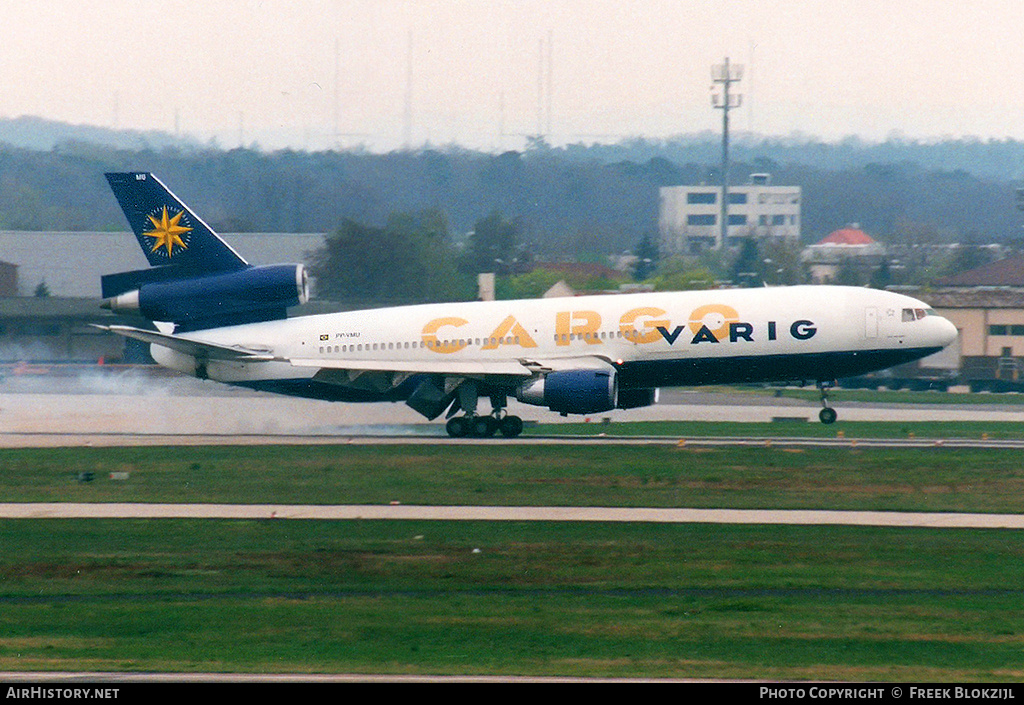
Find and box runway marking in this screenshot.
[2,503,1023,529]
[4,432,1024,449]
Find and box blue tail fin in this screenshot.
[102,172,308,330]
[105,172,248,274]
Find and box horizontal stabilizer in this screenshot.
[95,324,275,361]
[101,265,191,299]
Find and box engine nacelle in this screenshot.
[516,368,617,415]
[105,264,309,328]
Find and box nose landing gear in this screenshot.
[817,380,838,424]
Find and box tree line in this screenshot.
[1,134,1022,246]
[0,130,1023,302]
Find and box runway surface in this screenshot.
[3,502,1023,530]
[4,369,1024,447]
[6,431,1024,449]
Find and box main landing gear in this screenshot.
[445,412,524,439]
[444,383,524,438]
[817,380,838,424]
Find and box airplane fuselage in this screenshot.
[100,172,959,436]
[154,285,956,403]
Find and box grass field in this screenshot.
[534,418,1024,440]
[5,443,1024,513]
[2,441,1024,679]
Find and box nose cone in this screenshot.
[932,314,958,349]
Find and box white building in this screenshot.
[658,174,801,255]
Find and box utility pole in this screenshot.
[711,58,743,249]
[403,30,414,149]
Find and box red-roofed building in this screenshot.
[803,224,887,284]
[817,227,878,246]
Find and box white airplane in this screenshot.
[98,172,959,437]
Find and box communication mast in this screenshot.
[711,58,743,248]
[404,30,414,149]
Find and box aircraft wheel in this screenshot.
[819,407,838,425]
[471,415,498,438]
[498,415,524,438]
[446,416,471,438]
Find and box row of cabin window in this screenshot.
[319,337,520,354]
[317,328,644,354]
[557,330,637,342]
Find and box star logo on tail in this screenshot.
[144,206,193,258]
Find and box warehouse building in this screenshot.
[908,255,1024,390]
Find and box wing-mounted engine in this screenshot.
[515,357,661,415]
[516,368,618,415]
[103,263,309,331]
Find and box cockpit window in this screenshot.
[902,308,931,322]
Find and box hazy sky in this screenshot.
[4,0,1024,151]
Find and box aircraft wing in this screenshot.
[95,325,276,361]
[288,354,616,379]
[99,322,616,376]
[290,357,533,378]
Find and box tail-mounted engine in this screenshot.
[103,264,309,330]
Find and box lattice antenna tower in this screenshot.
[712,57,743,249]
